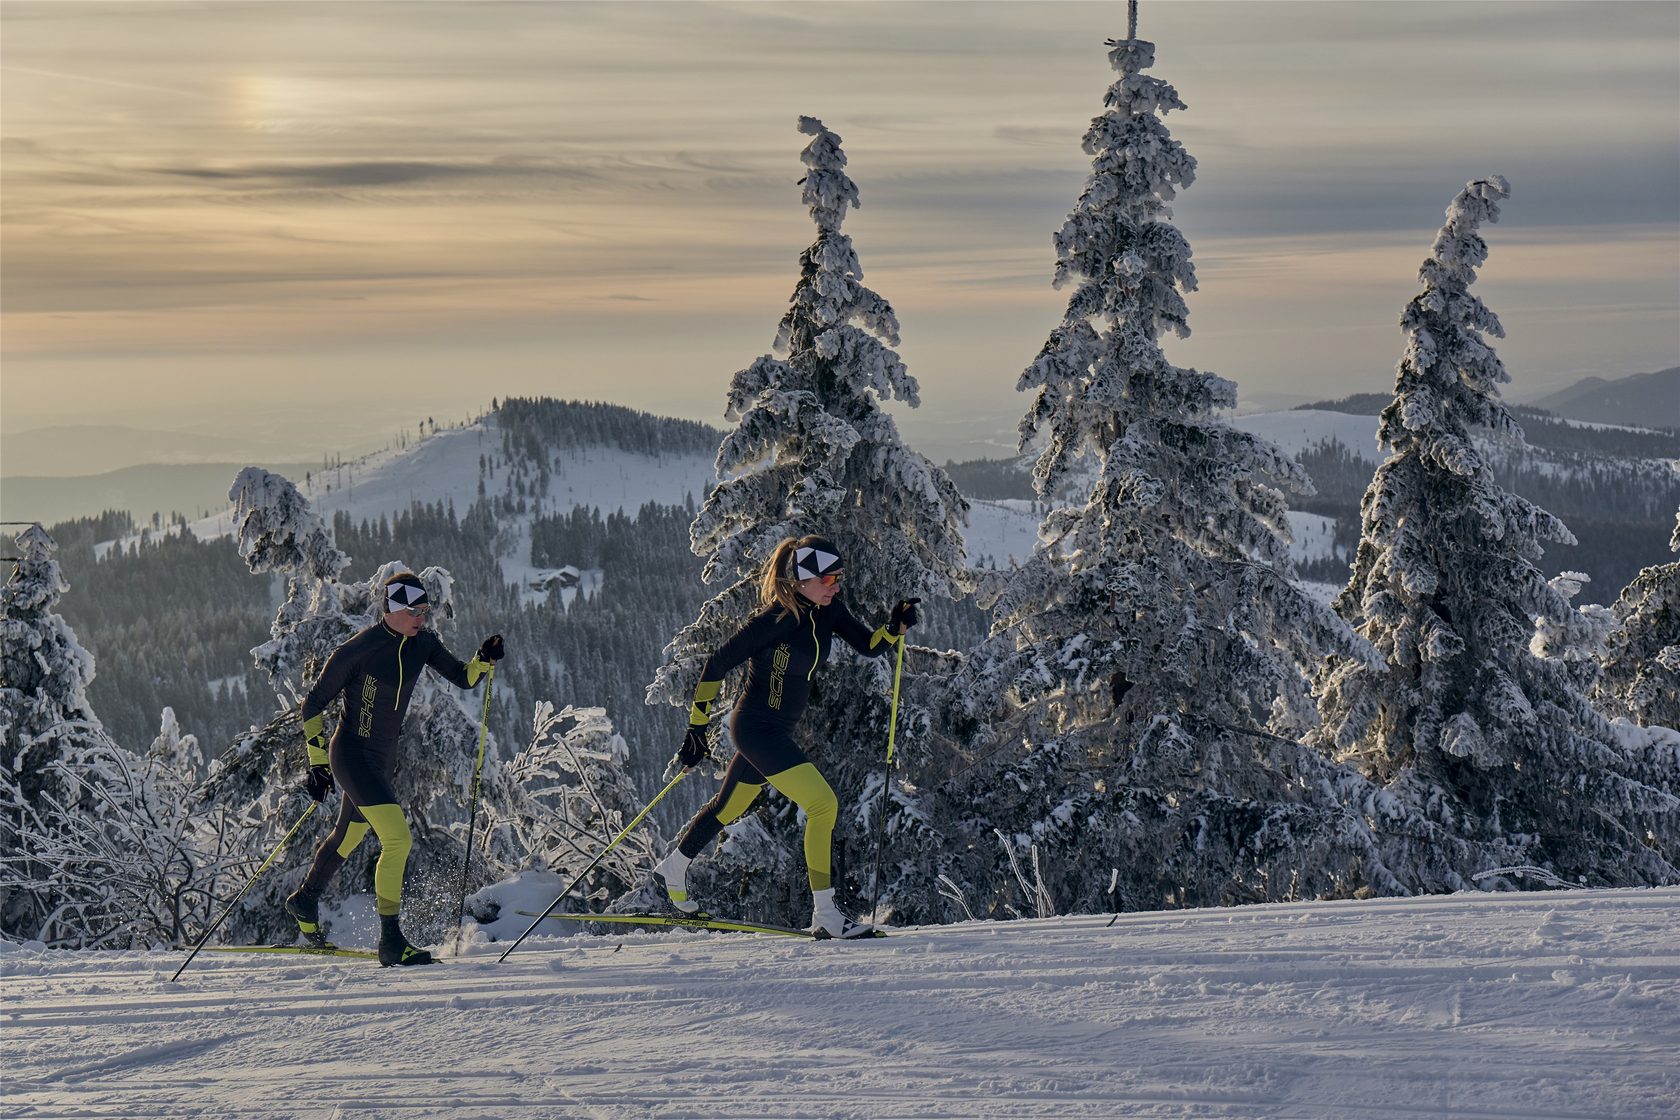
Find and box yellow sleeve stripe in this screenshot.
[303,712,329,765]
[870,626,902,650]
[689,679,723,726]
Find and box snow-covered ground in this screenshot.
[1553,416,1675,435]
[1229,409,1383,463]
[5,888,1677,1119]
[1284,510,1339,566]
[966,498,1042,569]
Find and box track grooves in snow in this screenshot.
[46,1031,256,1083]
[4,889,1676,1119]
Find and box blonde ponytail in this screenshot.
[759,537,804,619]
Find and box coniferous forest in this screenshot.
[4,31,1676,950]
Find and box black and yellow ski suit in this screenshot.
[296,622,487,916]
[674,596,901,890]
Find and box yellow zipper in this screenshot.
[807,613,819,681]
[395,633,407,708]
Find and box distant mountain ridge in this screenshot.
[2,461,319,527]
[1527,366,1678,428]
[1,424,341,478]
[1286,395,1680,461]
[1291,368,1678,432]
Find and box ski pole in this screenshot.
[868,636,906,924]
[170,801,318,982]
[497,768,690,963]
[454,664,494,940]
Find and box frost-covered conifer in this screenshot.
[0,524,111,940]
[0,525,102,773]
[227,466,357,708]
[148,705,206,777]
[1596,513,1680,729]
[945,36,1393,917]
[648,117,968,924]
[1317,179,1678,888]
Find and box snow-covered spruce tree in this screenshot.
[475,703,661,916]
[147,704,208,786]
[1316,178,1678,889]
[0,524,114,942]
[942,35,1398,918]
[648,117,969,925]
[1595,512,1680,729]
[198,468,497,943]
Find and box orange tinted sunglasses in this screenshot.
[817,571,843,587]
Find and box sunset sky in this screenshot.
[3,1,1676,464]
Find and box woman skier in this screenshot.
[654,534,919,939]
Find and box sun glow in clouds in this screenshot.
[1,1,1675,453]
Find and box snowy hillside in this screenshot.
[222,420,712,544]
[5,887,1676,1119]
[962,498,1334,571]
[966,498,1044,567]
[98,420,719,568]
[98,418,1052,574]
[79,407,1360,584]
[1227,409,1384,462]
[1283,510,1338,565]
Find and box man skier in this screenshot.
[285,571,504,966]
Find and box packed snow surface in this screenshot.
[5,888,1677,1119]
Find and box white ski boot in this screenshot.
[810,888,874,939]
[654,849,700,914]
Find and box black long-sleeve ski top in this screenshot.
[301,622,477,755]
[689,598,900,732]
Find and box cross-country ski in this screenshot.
[518,909,887,940]
[198,944,381,961]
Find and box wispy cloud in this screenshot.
[1,1,1675,455]
[153,159,552,189]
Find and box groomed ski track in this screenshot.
[5,889,1677,1119]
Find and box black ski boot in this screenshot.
[284,888,332,950]
[378,915,434,968]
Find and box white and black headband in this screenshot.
[385,576,429,612]
[792,542,842,581]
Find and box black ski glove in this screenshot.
[888,598,922,634]
[305,764,334,802]
[677,726,711,770]
[477,635,505,663]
